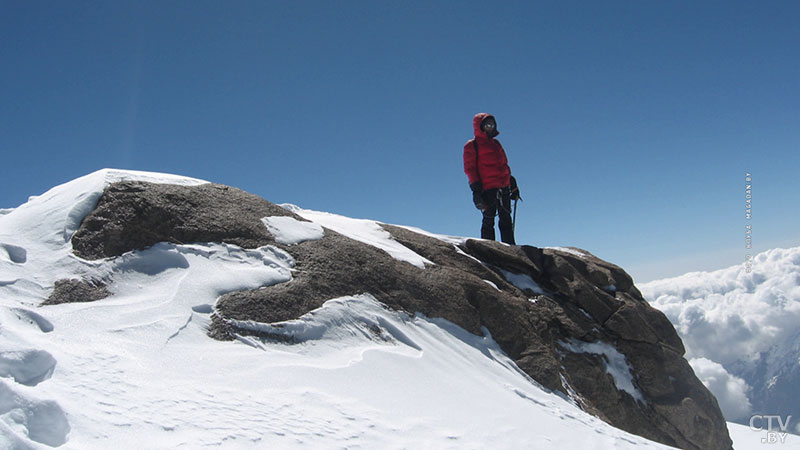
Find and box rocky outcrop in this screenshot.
[71,181,293,260]
[65,180,733,450]
[43,279,110,306]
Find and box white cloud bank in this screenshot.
[688,358,752,422]
[641,247,800,365]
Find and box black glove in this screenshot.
[469,182,486,211]
[509,176,521,201]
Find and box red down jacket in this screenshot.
[463,113,511,190]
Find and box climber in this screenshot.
[463,113,520,245]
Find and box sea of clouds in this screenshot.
[640,247,800,421]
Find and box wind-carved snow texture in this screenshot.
[114,243,191,275]
[0,237,294,448]
[0,244,27,264]
[0,307,69,448]
[559,338,646,404]
[63,190,104,242]
[261,216,324,245]
[0,380,70,447]
[0,349,57,386]
[11,309,54,333]
[228,294,423,352]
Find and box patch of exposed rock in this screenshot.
[71,181,296,260]
[65,181,732,450]
[44,279,110,305]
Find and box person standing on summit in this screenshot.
[463,113,520,245]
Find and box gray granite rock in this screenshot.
[44,279,110,305]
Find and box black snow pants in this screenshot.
[481,187,515,245]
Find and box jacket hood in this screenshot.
[473,113,498,138]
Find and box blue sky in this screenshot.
[2,1,798,282]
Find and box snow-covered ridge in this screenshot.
[1,169,206,265]
[0,168,779,448]
[0,169,675,449]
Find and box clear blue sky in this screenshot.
[2,1,798,282]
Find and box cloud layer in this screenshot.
[641,247,800,364]
[687,358,752,422]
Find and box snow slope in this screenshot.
[0,168,778,449]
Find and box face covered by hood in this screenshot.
[473,113,499,139]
